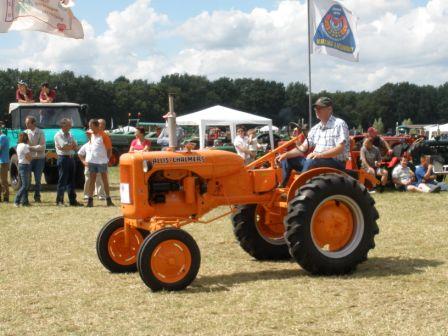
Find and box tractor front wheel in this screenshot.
[96,217,147,273]
[285,174,379,275]
[137,228,200,291]
[232,204,290,260]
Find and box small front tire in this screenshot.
[96,217,146,273]
[137,228,201,291]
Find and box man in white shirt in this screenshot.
[301,97,349,172]
[25,116,46,202]
[54,118,82,206]
[233,127,251,164]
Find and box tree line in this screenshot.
[1,68,447,132]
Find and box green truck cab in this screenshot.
[3,102,88,189]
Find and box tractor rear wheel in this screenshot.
[137,228,200,291]
[232,204,290,260]
[284,174,379,275]
[96,217,147,273]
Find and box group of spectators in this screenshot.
[16,81,56,104]
[1,116,115,207]
[2,92,448,205]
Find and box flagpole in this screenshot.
[307,0,313,128]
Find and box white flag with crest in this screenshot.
[0,0,84,39]
[310,0,359,62]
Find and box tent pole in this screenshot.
[307,0,313,128]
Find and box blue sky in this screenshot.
[0,0,444,92]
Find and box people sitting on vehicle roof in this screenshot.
[39,82,56,103]
[300,97,350,173]
[392,157,440,193]
[414,155,448,191]
[276,124,309,187]
[129,127,151,152]
[16,80,34,103]
[360,138,388,192]
[367,127,393,157]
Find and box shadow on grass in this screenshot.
[189,268,306,293]
[355,256,444,278]
[187,257,444,292]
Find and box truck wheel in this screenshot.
[232,204,290,260]
[96,217,146,273]
[44,166,59,185]
[75,160,85,189]
[109,148,120,167]
[284,174,379,275]
[9,154,21,191]
[137,228,200,291]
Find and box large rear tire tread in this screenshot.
[232,205,291,261]
[284,174,379,275]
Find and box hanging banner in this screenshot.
[310,0,359,62]
[0,0,84,39]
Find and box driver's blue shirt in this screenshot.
[0,134,9,164]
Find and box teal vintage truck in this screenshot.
[3,102,88,189]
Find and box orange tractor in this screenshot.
[96,100,380,292]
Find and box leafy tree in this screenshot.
[402,118,413,126]
[373,118,385,134]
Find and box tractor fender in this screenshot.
[287,167,379,201]
[287,168,347,202]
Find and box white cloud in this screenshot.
[1,0,447,92]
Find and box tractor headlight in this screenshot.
[120,183,131,204]
[142,160,152,173]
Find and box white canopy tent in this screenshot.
[425,124,448,139]
[176,105,274,149]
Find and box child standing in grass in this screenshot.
[14,133,32,207]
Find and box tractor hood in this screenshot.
[121,149,245,179]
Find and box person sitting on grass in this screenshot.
[129,126,151,152]
[360,138,388,192]
[367,127,393,157]
[414,155,448,191]
[392,157,440,193]
[14,133,32,207]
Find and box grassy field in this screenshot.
[1,168,447,335]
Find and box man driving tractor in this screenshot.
[277,96,349,185]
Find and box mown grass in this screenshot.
[0,168,447,335]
